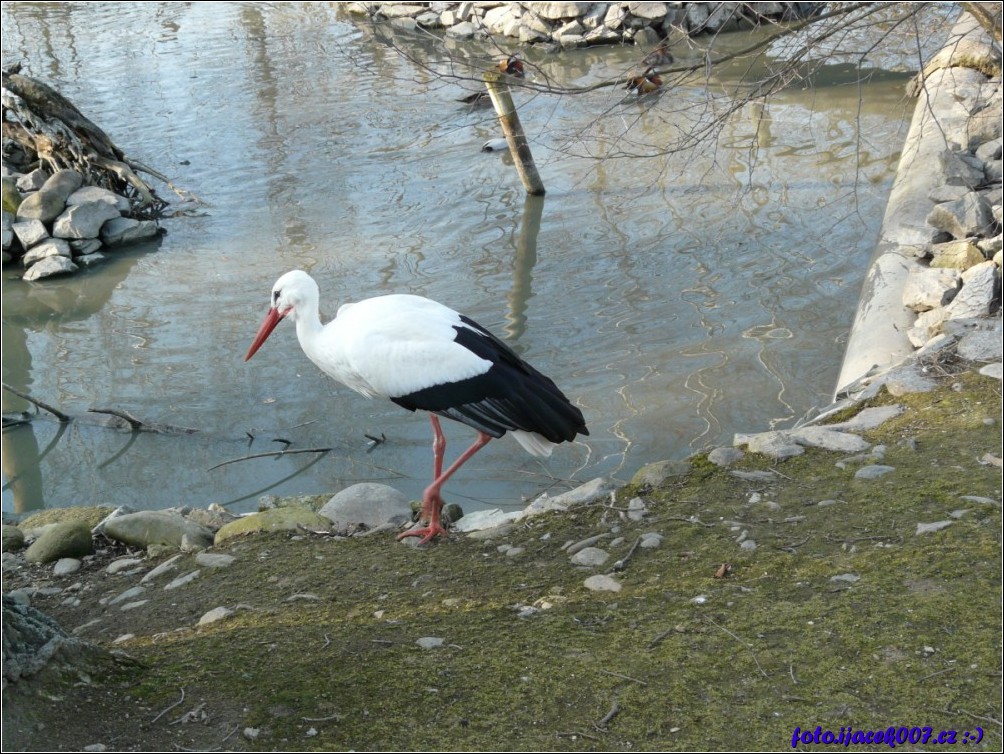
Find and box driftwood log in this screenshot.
[2,67,180,217]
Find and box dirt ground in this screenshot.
[3,369,1001,752]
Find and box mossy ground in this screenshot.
[3,372,1001,752]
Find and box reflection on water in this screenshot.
[1,3,912,516]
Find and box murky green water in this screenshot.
[2,3,917,516]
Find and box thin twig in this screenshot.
[89,407,145,430]
[1,382,71,422]
[608,537,642,573]
[152,688,186,723]
[703,617,769,678]
[208,447,333,470]
[599,669,648,686]
[302,714,343,722]
[919,667,955,682]
[647,626,676,649]
[595,700,620,729]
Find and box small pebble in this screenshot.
[830,573,860,583]
[416,636,445,649]
[106,557,143,575]
[53,558,81,576]
[163,570,200,590]
[112,634,135,644]
[739,540,757,551]
[854,465,895,479]
[570,547,609,567]
[583,574,622,592]
[916,520,953,535]
[198,606,234,626]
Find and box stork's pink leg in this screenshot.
[429,415,446,479]
[398,428,493,545]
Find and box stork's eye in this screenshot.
[272,290,280,304]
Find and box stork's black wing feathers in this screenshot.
[391,316,588,442]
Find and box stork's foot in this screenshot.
[396,519,449,545]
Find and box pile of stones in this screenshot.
[1,167,160,281]
[347,2,822,48]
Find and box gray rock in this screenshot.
[15,170,83,223]
[639,532,663,548]
[627,496,648,521]
[452,508,521,532]
[741,431,804,460]
[69,237,103,255]
[927,193,994,239]
[66,185,130,213]
[416,636,445,649]
[945,261,998,319]
[106,557,144,575]
[75,252,107,268]
[976,137,1003,162]
[53,557,82,576]
[854,465,895,480]
[584,24,621,44]
[628,3,668,21]
[788,427,870,453]
[902,266,961,311]
[739,539,757,551]
[16,169,49,192]
[916,520,953,535]
[707,447,744,467]
[23,255,77,281]
[830,573,860,583]
[194,552,235,568]
[570,546,610,566]
[524,477,621,516]
[164,570,200,590]
[2,525,25,553]
[535,2,590,19]
[937,149,985,188]
[914,332,957,357]
[214,507,331,544]
[11,219,48,248]
[102,510,214,550]
[881,365,937,395]
[107,585,146,606]
[908,307,950,346]
[822,405,904,431]
[958,326,1003,362]
[52,201,121,240]
[100,217,159,246]
[929,240,986,270]
[318,483,411,531]
[24,522,94,563]
[730,470,778,482]
[445,20,477,38]
[140,553,184,583]
[583,574,622,592]
[565,533,611,555]
[23,237,72,266]
[197,606,234,626]
[630,459,690,487]
[979,362,1003,379]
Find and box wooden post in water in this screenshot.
[483,70,545,196]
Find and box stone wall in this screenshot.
[347,2,822,48]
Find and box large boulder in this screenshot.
[102,510,214,550]
[15,170,83,223]
[318,483,412,531]
[24,522,94,564]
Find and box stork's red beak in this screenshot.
[244,307,287,361]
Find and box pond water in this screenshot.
[2,3,920,517]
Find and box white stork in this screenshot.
[245,270,589,544]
